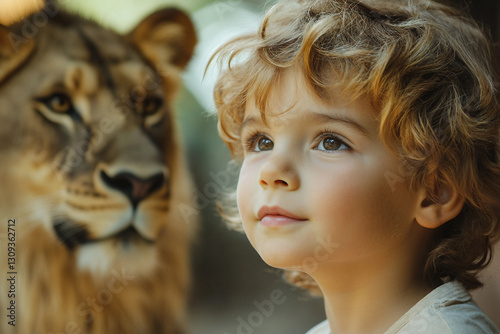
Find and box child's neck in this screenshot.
[314,234,433,334]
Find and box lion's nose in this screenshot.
[100,171,165,206]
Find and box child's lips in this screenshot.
[257,206,307,227]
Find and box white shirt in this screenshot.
[305,281,500,334]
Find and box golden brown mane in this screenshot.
[0,5,197,334]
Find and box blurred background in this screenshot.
[48,0,500,332]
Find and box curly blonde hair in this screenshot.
[211,0,500,291]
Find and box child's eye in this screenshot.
[254,136,274,151]
[315,134,350,152]
[245,133,274,152]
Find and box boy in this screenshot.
[212,0,500,333]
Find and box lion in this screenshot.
[0,4,197,334]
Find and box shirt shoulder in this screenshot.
[387,282,500,334]
[305,320,329,334]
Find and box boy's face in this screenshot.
[237,69,426,274]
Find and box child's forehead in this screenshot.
[244,68,321,115]
[242,68,381,140]
[244,67,378,121]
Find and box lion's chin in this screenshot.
[75,235,159,280]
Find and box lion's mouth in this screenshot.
[113,226,154,245]
[54,220,154,249]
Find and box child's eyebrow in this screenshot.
[240,116,264,133]
[308,111,370,137]
[240,112,370,137]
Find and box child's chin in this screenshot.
[258,249,310,271]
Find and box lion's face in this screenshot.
[0,9,196,276]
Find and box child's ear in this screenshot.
[415,185,465,229]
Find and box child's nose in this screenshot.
[258,154,300,191]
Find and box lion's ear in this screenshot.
[0,25,35,84]
[129,8,196,70]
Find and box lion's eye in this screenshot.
[141,96,163,115]
[42,93,74,114]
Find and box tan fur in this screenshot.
[0,0,45,25]
[0,6,197,334]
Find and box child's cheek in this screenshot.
[308,155,414,260]
[236,159,259,243]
